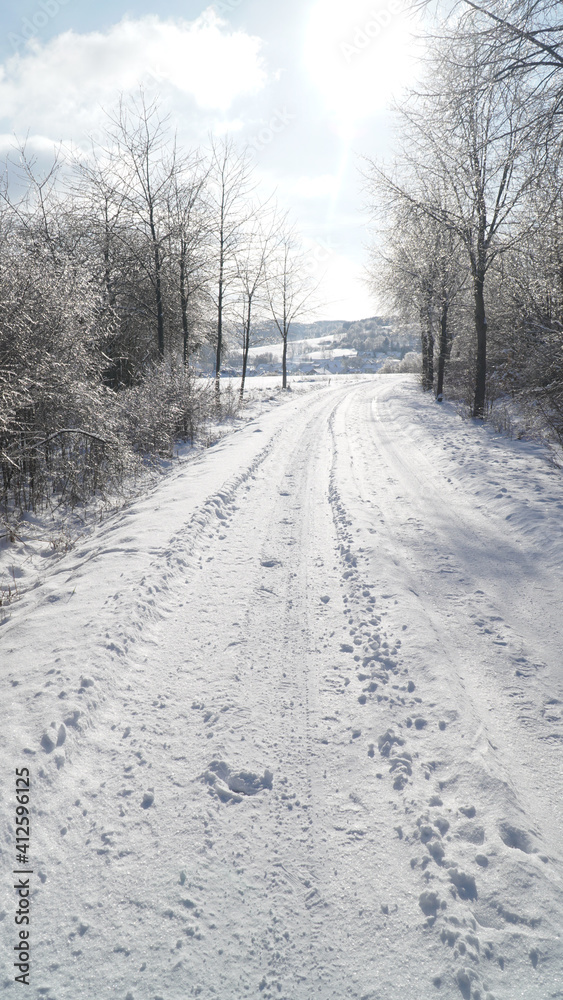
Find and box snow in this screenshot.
[246,335,345,362]
[2,373,563,999]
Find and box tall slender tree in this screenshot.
[267,227,315,390]
[235,208,281,399]
[206,138,255,400]
[167,156,209,367]
[102,92,182,359]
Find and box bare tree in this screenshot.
[447,0,563,77]
[72,142,142,385]
[206,137,255,400]
[266,227,316,390]
[367,34,546,416]
[0,152,112,512]
[234,208,282,399]
[486,161,563,435]
[102,92,183,359]
[413,0,563,170]
[167,156,209,367]
[369,186,466,395]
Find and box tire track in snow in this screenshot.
[93,379,375,1000]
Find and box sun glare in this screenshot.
[304,0,419,140]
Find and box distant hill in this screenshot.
[249,316,416,347]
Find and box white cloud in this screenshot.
[0,132,61,155]
[0,10,267,141]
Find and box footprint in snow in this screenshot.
[449,868,478,900]
[498,820,535,854]
[41,723,66,753]
[202,760,274,803]
[419,890,441,916]
[64,710,81,729]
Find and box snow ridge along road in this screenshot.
[2,374,563,1000]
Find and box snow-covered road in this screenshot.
[2,375,563,1000]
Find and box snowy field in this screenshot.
[245,337,356,363]
[2,374,563,999]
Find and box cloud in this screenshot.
[0,132,60,155]
[0,10,267,141]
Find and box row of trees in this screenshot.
[367,0,563,439]
[0,94,313,516]
[71,97,313,393]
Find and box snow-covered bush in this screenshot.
[0,248,115,510]
[378,357,401,374]
[399,351,422,373]
[378,352,422,375]
[120,357,216,457]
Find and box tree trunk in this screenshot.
[103,208,113,306]
[180,253,190,367]
[282,329,288,389]
[427,325,434,390]
[149,209,165,358]
[436,299,449,402]
[240,342,248,400]
[240,300,251,401]
[473,272,487,418]
[420,305,433,391]
[155,261,165,357]
[215,279,223,404]
[215,224,225,404]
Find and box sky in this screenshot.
[0,0,423,320]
